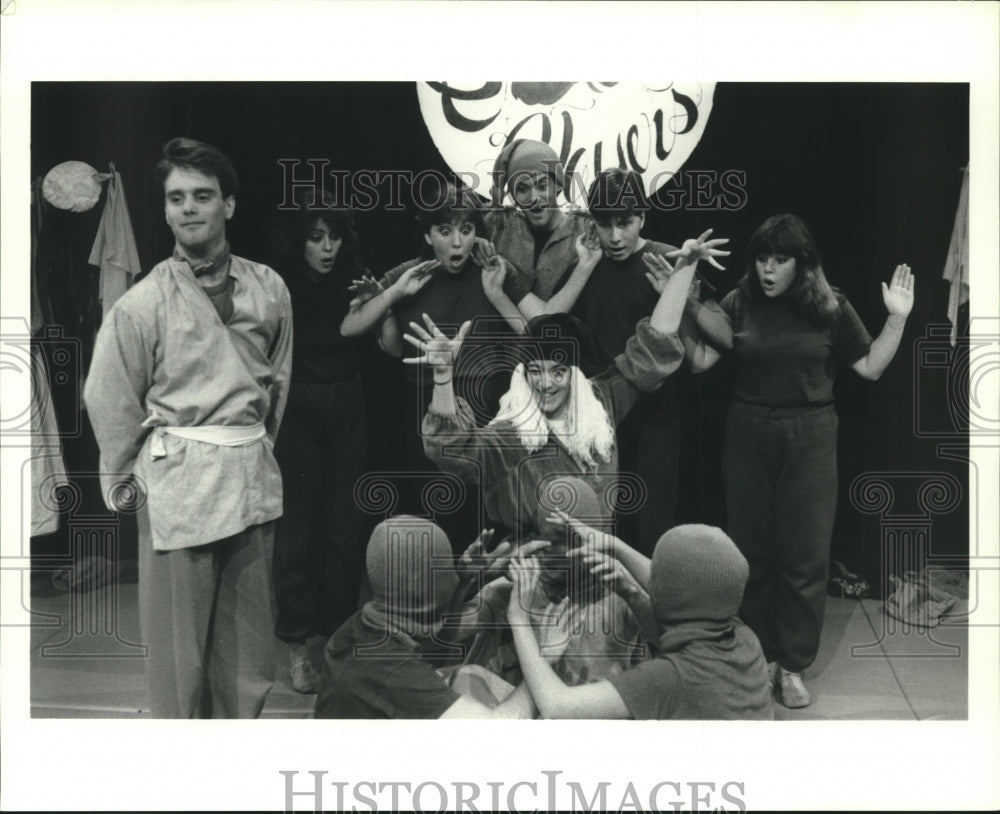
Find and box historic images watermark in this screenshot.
[280,770,748,813]
[276,162,749,214]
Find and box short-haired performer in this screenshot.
[85,137,293,718]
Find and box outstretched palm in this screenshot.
[402,313,472,374]
[882,264,915,317]
[664,228,730,269]
[641,252,676,295]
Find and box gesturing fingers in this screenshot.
[419,312,446,338]
[544,510,570,527]
[643,252,675,274]
[454,320,473,346]
[519,539,553,558]
[487,540,513,571]
[402,332,425,351]
[407,320,434,342]
[892,263,914,290]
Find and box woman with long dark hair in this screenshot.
[677,213,914,708]
[269,191,370,693]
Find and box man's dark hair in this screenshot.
[153,137,239,199]
[586,167,649,223]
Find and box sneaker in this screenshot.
[778,667,811,708]
[290,658,320,694]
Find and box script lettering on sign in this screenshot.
[417,82,716,205]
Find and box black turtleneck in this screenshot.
[281,260,365,382]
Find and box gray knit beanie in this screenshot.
[490,139,565,206]
[650,524,749,624]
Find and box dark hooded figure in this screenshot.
[507,523,776,720]
[314,516,535,719]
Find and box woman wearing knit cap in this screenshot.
[483,138,597,305]
[678,213,915,709]
[409,230,728,545]
[315,515,537,719]
[507,520,775,719]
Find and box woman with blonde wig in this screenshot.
[409,231,728,542]
[405,232,728,686]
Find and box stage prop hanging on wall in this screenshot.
[942,165,969,347]
[42,160,108,213]
[417,82,715,206]
[88,163,142,318]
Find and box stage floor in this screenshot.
[24,576,969,720]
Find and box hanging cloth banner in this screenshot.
[417,82,715,206]
[88,165,142,319]
[942,165,969,347]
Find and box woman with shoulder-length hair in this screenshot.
[268,189,370,694]
[676,212,915,709]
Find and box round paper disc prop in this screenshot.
[42,161,103,212]
[417,82,716,206]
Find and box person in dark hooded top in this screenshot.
[315,515,537,719]
[507,520,775,720]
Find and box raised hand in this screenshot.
[536,597,573,663]
[515,539,553,559]
[480,254,509,301]
[459,529,515,580]
[641,252,676,295]
[664,229,730,270]
[580,550,642,600]
[545,509,619,554]
[347,274,385,308]
[393,260,439,298]
[402,313,472,374]
[507,554,542,626]
[473,237,498,270]
[882,264,915,317]
[575,232,603,267]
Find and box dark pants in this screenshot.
[274,376,368,643]
[723,401,838,673]
[138,514,276,718]
[616,385,682,558]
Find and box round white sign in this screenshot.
[417,81,716,206]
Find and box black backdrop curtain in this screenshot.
[30,82,970,595]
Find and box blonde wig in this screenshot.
[490,363,616,468]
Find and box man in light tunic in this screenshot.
[85,137,293,718]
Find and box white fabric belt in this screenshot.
[149,422,266,460]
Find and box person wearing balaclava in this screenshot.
[411,230,728,544]
[314,515,535,719]
[508,523,775,720]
